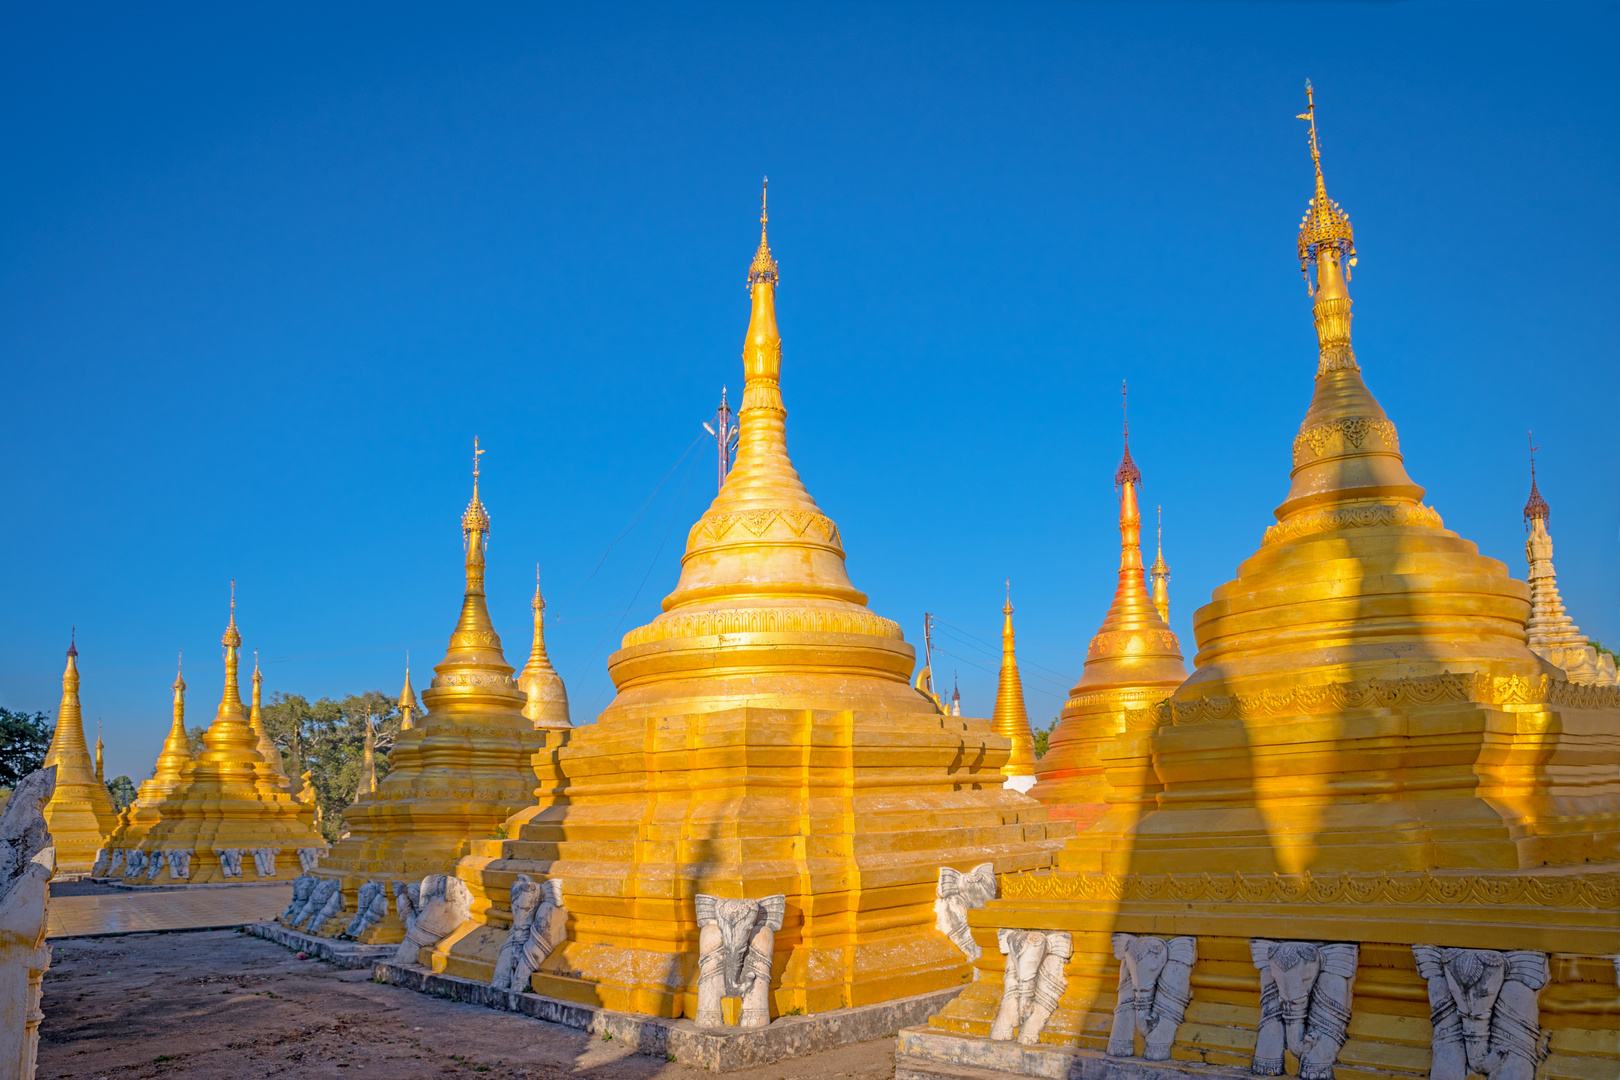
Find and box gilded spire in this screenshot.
[47,632,91,762]
[1115,382,1141,489]
[249,651,287,782]
[425,442,523,712]
[1149,505,1171,624]
[1275,84,1424,522]
[221,580,243,712]
[991,583,1038,780]
[145,652,194,791]
[399,657,416,730]
[95,720,105,782]
[518,567,571,729]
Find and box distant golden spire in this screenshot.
[518,566,571,729]
[249,651,287,782]
[991,583,1038,779]
[221,580,243,711]
[95,720,105,782]
[46,632,91,763]
[1296,81,1356,292]
[1149,505,1171,624]
[151,652,194,783]
[357,719,376,797]
[399,656,416,730]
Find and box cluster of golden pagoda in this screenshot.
[32,86,1618,1073]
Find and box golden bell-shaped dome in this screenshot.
[604,186,918,717]
[41,634,120,873]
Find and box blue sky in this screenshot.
[2,3,1615,782]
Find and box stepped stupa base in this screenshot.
[912,866,1620,1080]
[376,960,963,1071]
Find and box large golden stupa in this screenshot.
[911,88,1620,1080]
[1028,426,1187,826]
[41,637,119,874]
[302,458,548,940]
[431,187,1069,1019]
[120,594,325,883]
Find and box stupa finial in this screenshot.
[220,582,243,710]
[1524,431,1550,527]
[991,583,1037,778]
[749,177,778,288]
[1296,80,1357,295]
[1115,380,1141,489]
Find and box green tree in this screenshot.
[1032,720,1053,760]
[0,708,52,788]
[186,724,209,755]
[106,775,138,810]
[261,690,406,842]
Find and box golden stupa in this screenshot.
[1521,458,1618,686]
[1147,507,1170,623]
[990,590,1038,789]
[517,574,571,729]
[123,592,325,883]
[248,655,291,788]
[431,186,1069,1019]
[915,87,1620,1080]
[41,636,119,874]
[302,452,548,940]
[1028,426,1186,825]
[102,656,194,863]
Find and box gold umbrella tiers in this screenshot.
[41,638,119,874]
[912,92,1620,1080]
[302,466,549,941]
[123,599,325,884]
[431,195,1070,1019]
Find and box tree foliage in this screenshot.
[1032,720,1053,760]
[105,775,137,810]
[260,690,408,842]
[0,708,52,788]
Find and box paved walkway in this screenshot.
[47,883,292,938]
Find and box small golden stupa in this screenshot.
[103,656,194,859]
[1521,452,1617,686]
[304,451,547,939]
[41,635,120,874]
[1148,507,1170,623]
[990,589,1038,790]
[1028,424,1186,824]
[917,86,1620,1079]
[517,573,570,729]
[433,185,1068,1019]
[248,655,290,789]
[124,590,324,883]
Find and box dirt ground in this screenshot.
[38,930,900,1080]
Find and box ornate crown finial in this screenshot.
[1296,80,1356,292]
[533,563,545,614]
[1524,430,1549,526]
[1115,379,1142,489]
[68,626,77,659]
[748,177,778,288]
[463,437,491,544]
[223,581,242,649]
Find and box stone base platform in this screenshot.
[897,1029,1254,1080]
[246,921,397,969]
[374,961,961,1071]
